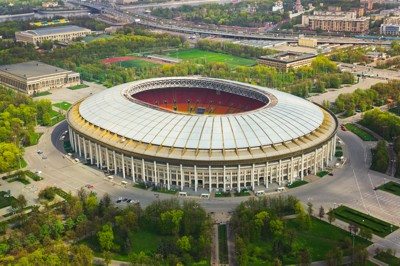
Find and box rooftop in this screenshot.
[0,61,73,79]
[77,77,325,150]
[259,52,316,63]
[20,25,90,36]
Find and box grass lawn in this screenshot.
[0,191,17,209]
[248,217,371,264]
[331,206,398,237]
[27,132,42,146]
[118,59,159,69]
[32,91,51,97]
[317,170,330,178]
[345,124,377,141]
[374,252,400,265]
[53,101,72,111]
[49,109,65,126]
[81,230,172,261]
[377,181,400,196]
[218,224,228,264]
[234,189,251,197]
[215,191,231,197]
[287,180,308,188]
[151,187,177,195]
[166,48,256,67]
[68,84,89,90]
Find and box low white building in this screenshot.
[15,25,91,45]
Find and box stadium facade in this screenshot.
[67,77,338,192]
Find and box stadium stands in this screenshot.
[133,87,265,114]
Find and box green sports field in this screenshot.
[53,101,72,111]
[118,59,159,69]
[165,49,256,66]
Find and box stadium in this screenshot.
[67,77,338,193]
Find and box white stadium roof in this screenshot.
[78,77,324,151]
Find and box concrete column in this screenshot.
[208,166,212,193]
[301,154,305,180]
[95,144,99,167]
[237,165,241,192]
[194,165,198,192]
[77,135,82,157]
[320,146,324,170]
[230,172,233,191]
[265,162,269,188]
[69,127,74,150]
[166,163,170,190]
[180,164,184,191]
[314,149,318,174]
[154,161,157,185]
[99,146,103,169]
[83,137,87,159]
[290,157,294,183]
[106,148,110,171]
[223,166,226,192]
[142,159,146,182]
[251,164,255,190]
[278,160,282,186]
[122,154,126,179]
[113,151,117,175]
[131,156,135,182]
[73,132,78,152]
[89,141,93,164]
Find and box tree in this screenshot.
[97,224,114,252]
[70,244,93,266]
[16,194,27,211]
[177,236,191,252]
[269,219,284,237]
[359,227,373,241]
[0,142,21,173]
[273,258,282,266]
[297,248,311,266]
[328,208,336,224]
[318,206,325,219]
[160,209,184,235]
[370,140,389,173]
[352,246,368,265]
[235,236,248,266]
[325,247,343,266]
[307,202,313,217]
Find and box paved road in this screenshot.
[21,121,400,255]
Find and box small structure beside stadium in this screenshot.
[67,77,338,193]
[258,52,316,71]
[0,61,80,95]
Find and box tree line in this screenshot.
[332,80,400,116]
[360,108,400,176]
[151,1,288,28]
[0,86,55,173]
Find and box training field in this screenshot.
[101,56,137,64]
[101,56,160,69]
[166,49,256,66]
[119,59,159,69]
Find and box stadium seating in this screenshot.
[133,87,264,114]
